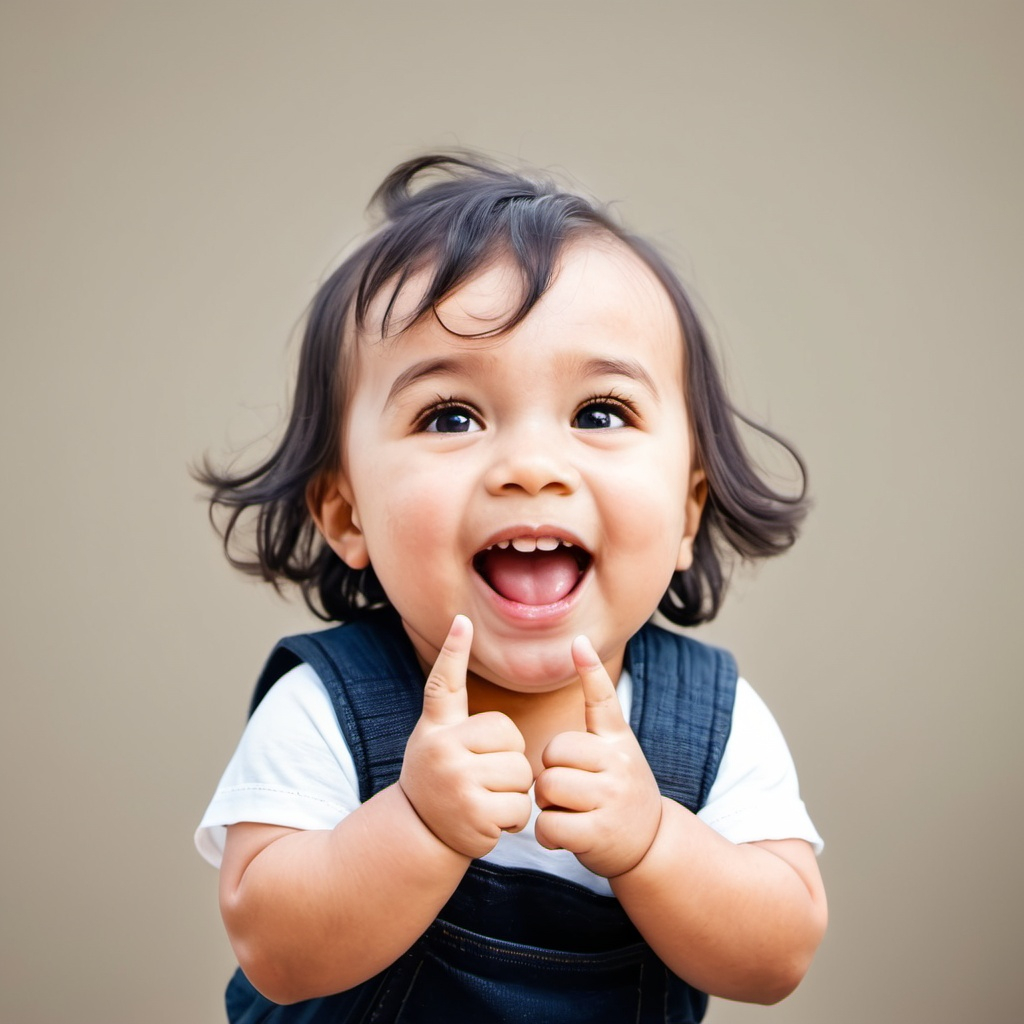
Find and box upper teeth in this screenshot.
[491,536,574,553]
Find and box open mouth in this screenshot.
[473,536,592,606]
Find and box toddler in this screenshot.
[196,153,826,1023]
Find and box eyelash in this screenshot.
[414,396,482,433]
[413,391,640,433]
[573,392,640,428]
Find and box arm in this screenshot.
[219,615,533,1004]
[611,809,826,1003]
[220,789,468,1003]
[535,636,827,1004]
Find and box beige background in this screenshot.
[2,2,1021,1021]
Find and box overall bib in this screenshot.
[226,609,736,1024]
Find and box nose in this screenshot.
[483,427,581,497]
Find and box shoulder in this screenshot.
[629,620,738,712]
[628,620,738,715]
[250,608,421,716]
[251,661,343,741]
[233,661,355,780]
[627,622,738,810]
[701,677,824,852]
[195,662,360,868]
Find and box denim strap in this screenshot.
[252,609,737,811]
[251,608,422,804]
[627,624,737,811]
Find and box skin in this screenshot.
[327,239,706,698]
[218,238,827,1005]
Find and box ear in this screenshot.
[675,468,708,572]
[307,473,370,570]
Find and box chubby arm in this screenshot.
[220,790,467,1003]
[219,616,533,1004]
[535,636,827,1005]
[611,812,826,1003]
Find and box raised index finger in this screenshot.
[420,614,473,726]
[571,635,627,737]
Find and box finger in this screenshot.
[572,635,627,737]
[541,730,604,772]
[535,765,598,813]
[474,751,534,795]
[420,614,472,726]
[460,711,527,755]
[489,791,534,835]
[535,807,591,855]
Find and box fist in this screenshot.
[399,615,534,859]
[534,635,663,877]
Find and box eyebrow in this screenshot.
[580,357,660,397]
[383,354,661,409]
[384,357,464,408]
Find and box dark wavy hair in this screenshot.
[196,153,808,626]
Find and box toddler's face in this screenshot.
[319,237,705,693]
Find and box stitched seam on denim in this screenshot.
[433,923,647,970]
[389,959,424,1023]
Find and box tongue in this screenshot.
[480,548,581,605]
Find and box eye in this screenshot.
[420,403,482,434]
[573,400,632,430]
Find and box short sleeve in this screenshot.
[696,678,824,854]
[194,663,360,868]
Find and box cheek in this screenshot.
[605,445,693,523]
[356,461,463,562]
[593,450,694,579]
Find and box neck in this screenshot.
[465,671,580,720]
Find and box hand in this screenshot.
[534,635,663,878]
[399,615,534,859]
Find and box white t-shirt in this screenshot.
[197,661,822,896]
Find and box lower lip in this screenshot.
[471,569,588,624]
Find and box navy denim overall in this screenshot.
[225,609,737,1024]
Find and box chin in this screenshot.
[472,647,578,694]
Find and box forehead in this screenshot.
[353,236,685,386]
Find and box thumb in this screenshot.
[420,614,472,726]
[572,635,627,737]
